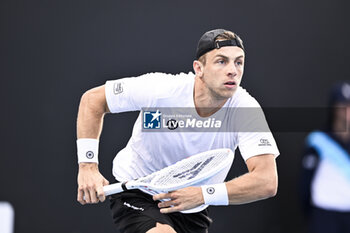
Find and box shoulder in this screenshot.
[144,72,194,97]
[304,131,329,162]
[135,71,195,83]
[106,71,194,97]
[227,86,260,108]
[305,131,329,146]
[108,71,194,86]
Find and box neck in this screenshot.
[332,120,350,143]
[333,132,350,144]
[193,76,228,117]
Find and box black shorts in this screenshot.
[109,189,212,233]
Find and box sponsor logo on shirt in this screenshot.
[143,110,162,129]
[258,138,271,146]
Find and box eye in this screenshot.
[235,60,243,66]
[217,59,226,65]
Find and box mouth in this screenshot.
[224,81,237,88]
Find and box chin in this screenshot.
[218,92,235,100]
[225,89,237,98]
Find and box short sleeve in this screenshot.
[105,73,183,113]
[238,132,280,161]
[233,88,280,160]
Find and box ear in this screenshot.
[193,60,204,78]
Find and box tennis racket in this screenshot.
[103,148,234,198]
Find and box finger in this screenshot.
[81,185,93,204]
[84,190,91,204]
[160,205,181,214]
[103,178,110,186]
[97,186,106,202]
[153,192,171,201]
[88,187,99,203]
[77,189,86,205]
[158,200,179,208]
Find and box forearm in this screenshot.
[76,86,110,204]
[226,170,277,204]
[76,86,107,164]
[154,155,278,213]
[226,154,278,204]
[77,85,108,139]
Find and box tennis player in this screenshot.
[76,29,279,233]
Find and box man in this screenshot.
[300,81,350,233]
[76,29,279,233]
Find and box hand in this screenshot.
[153,186,204,213]
[77,163,109,205]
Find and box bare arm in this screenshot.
[76,85,110,205]
[77,85,110,139]
[154,154,278,213]
[226,154,278,204]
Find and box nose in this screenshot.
[226,61,238,78]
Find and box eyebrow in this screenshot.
[214,54,245,60]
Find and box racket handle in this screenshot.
[103,183,125,196]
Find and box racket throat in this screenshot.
[121,181,128,191]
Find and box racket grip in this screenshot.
[103,183,124,196]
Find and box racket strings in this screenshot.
[151,151,231,186]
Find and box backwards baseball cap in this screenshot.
[195,29,244,60]
[330,81,350,105]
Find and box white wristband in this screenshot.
[201,183,229,206]
[76,138,99,164]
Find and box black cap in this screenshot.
[330,81,350,105]
[195,29,244,60]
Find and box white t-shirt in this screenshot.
[105,72,279,184]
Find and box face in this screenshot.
[194,46,245,100]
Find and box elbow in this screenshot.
[264,175,278,198]
[81,89,98,105]
[265,183,278,198]
[256,171,278,199]
[80,90,93,108]
[80,86,108,114]
[80,90,90,107]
